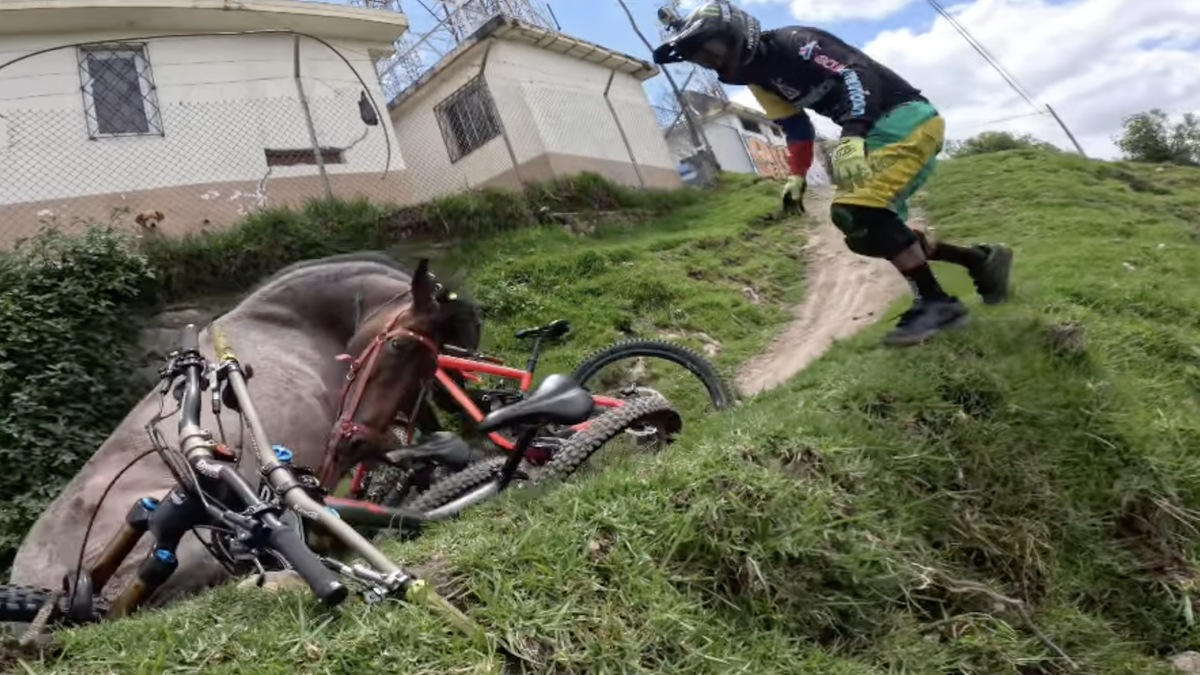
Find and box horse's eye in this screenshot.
[389,339,406,352]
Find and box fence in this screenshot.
[0,31,407,250]
[0,16,691,251]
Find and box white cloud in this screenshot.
[732,0,1200,159]
[742,0,918,23]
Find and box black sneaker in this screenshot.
[970,244,1014,305]
[882,297,969,347]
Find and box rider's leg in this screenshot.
[830,102,968,346]
[832,203,968,346]
[915,229,1013,306]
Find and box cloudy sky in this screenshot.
[319,0,1197,160]
[380,0,1199,161]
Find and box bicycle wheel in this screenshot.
[0,585,107,625]
[407,455,531,514]
[569,339,733,412]
[535,394,683,485]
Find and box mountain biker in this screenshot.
[653,1,1013,346]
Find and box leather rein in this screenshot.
[319,299,438,487]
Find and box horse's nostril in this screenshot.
[338,435,371,463]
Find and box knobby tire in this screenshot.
[568,339,733,411]
[535,394,683,485]
[407,455,528,514]
[0,585,107,625]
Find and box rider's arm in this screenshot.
[782,28,885,138]
[747,84,814,176]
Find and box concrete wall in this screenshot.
[387,37,681,203]
[0,31,401,246]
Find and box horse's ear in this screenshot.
[412,258,435,315]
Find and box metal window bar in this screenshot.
[77,43,164,140]
[433,75,501,164]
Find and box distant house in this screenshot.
[665,90,832,185]
[0,0,408,247]
[387,15,682,203]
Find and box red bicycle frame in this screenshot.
[346,352,626,494]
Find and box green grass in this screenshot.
[414,171,804,416]
[17,152,1200,674]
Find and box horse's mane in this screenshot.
[242,251,483,350]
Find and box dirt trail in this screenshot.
[736,188,910,397]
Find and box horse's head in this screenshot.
[321,258,455,484]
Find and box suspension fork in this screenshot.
[104,483,209,619]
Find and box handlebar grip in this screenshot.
[178,324,200,355]
[267,524,349,606]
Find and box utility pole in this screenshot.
[1045,104,1087,158]
[614,0,718,184]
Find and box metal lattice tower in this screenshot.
[437,0,557,41]
[354,0,558,99]
[349,0,425,97]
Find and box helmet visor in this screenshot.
[685,37,733,70]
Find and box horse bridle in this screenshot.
[319,303,439,487]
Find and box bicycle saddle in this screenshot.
[476,374,594,433]
[513,319,570,340]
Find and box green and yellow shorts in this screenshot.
[832,100,945,224]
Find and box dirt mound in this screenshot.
[736,188,908,396]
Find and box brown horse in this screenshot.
[7,252,480,610]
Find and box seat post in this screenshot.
[525,337,544,375]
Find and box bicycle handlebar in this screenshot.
[171,323,348,605]
[206,324,409,583]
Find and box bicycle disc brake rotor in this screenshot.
[608,386,667,445]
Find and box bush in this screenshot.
[946,131,1059,158]
[0,226,154,570]
[141,172,696,301]
[1116,108,1200,166]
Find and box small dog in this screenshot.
[134,210,164,238]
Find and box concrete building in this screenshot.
[666,90,832,185]
[387,14,682,202]
[0,0,407,246]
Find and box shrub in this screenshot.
[140,172,695,301]
[1116,108,1200,166]
[0,225,154,569]
[945,131,1060,158]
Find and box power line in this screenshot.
[924,0,1040,112]
[924,0,1086,156]
[960,110,1050,130]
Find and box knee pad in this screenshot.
[830,204,917,260]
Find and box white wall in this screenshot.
[387,43,522,202]
[0,31,400,205]
[485,39,677,176]
[390,38,679,201]
[704,114,757,175]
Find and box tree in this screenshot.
[1115,109,1200,166]
[944,130,1058,158]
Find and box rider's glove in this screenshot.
[829,136,871,189]
[781,175,806,215]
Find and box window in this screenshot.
[434,75,501,163]
[739,116,762,134]
[264,148,346,167]
[77,44,163,139]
